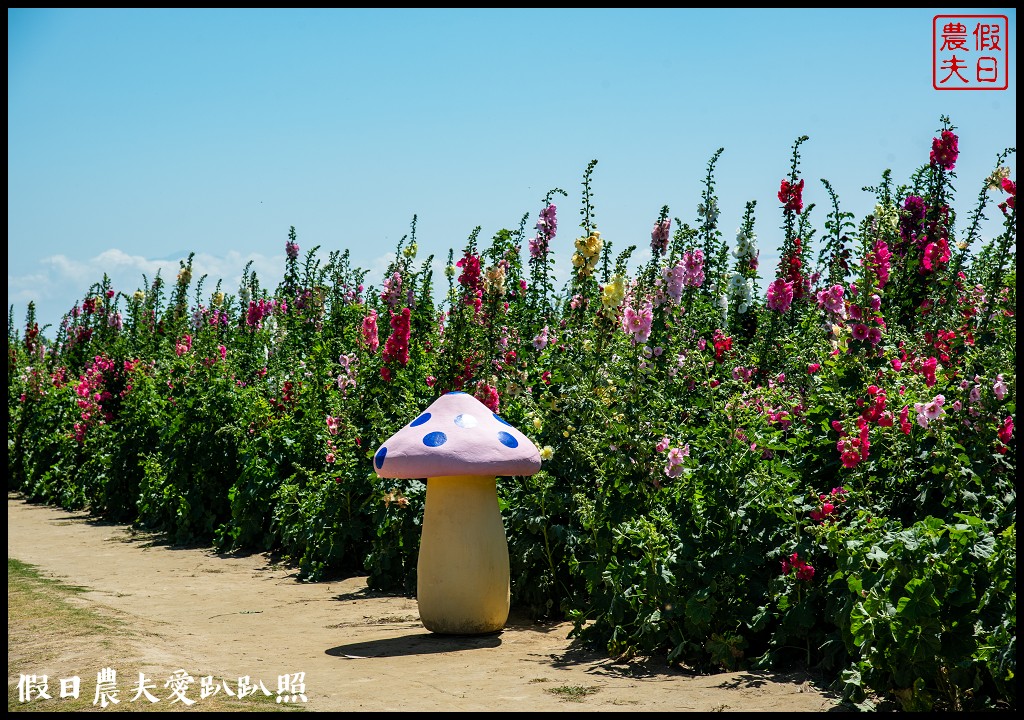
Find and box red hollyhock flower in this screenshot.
[778,178,805,213]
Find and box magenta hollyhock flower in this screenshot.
[870,240,892,288]
[921,238,951,272]
[781,552,814,580]
[901,195,927,243]
[766,278,794,312]
[382,307,412,366]
[218,345,227,361]
[286,240,300,260]
[808,363,821,374]
[921,357,938,387]
[867,327,883,346]
[474,381,500,413]
[998,416,1013,444]
[930,130,959,171]
[998,177,1016,214]
[851,324,869,341]
[456,253,483,309]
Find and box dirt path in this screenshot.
[8,495,843,712]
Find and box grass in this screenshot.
[544,684,602,702]
[8,558,302,713]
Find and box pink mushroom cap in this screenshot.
[373,392,541,479]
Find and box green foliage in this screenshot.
[6,119,1016,710]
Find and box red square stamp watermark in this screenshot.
[933,15,1009,90]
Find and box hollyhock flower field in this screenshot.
[8,118,1015,711]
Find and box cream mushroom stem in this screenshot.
[417,474,509,635]
[372,391,539,635]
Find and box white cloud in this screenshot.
[8,248,284,331]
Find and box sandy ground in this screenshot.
[8,495,845,712]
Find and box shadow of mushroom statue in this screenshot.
[373,391,540,635]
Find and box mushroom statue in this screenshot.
[373,391,540,635]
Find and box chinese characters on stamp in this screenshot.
[934,15,1009,90]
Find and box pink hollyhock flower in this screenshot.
[651,218,671,256]
[532,326,550,351]
[915,395,946,427]
[852,324,869,341]
[664,261,686,303]
[656,436,671,453]
[361,310,380,353]
[993,375,1008,401]
[664,445,689,478]
[622,299,654,344]
[681,249,705,288]
[326,415,340,436]
[808,363,821,374]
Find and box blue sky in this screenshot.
[8,8,1017,332]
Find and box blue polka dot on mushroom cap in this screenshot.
[410,412,431,427]
[422,431,447,447]
[374,446,387,469]
[493,414,511,426]
[454,413,477,428]
[497,431,518,448]
[446,391,466,395]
